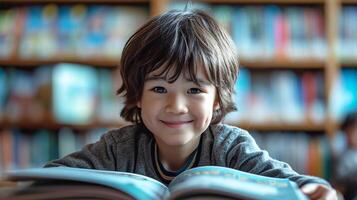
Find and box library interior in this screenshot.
[0,0,356,199]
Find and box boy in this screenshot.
[335,111,357,199]
[46,9,337,200]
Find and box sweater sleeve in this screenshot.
[225,127,330,188]
[44,131,117,170]
[335,150,357,184]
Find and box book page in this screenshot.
[168,166,307,200]
[4,167,169,200]
[2,181,134,200]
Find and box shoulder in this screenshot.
[207,124,258,153]
[210,123,261,152]
[339,149,357,164]
[102,124,150,145]
[210,123,252,143]
[205,124,261,166]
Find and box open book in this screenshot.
[0,166,308,200]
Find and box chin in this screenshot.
[161,135,195,147]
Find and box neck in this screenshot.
[155,137,200,171]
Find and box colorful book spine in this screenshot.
[251,131,331,179]
[339,6,357,61]
[226,69,325,124]
[214,5,326,60]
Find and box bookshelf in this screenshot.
[0,0,356,180]
[0,58,119,68]
[197,0,326,4]
[240,59,325,69]
[233,121,326,132]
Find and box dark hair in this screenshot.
[117,9,239,124]
[341,111,357,131]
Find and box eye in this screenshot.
[187,88,203,94]
[151,86,167,93]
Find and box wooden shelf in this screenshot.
[14,0,306,6]
[340,61,357,67]
[0,119,130,130]
[240,59,326,69]
[228,121,326,132]
[0,0,337,5]
[0,180,17,188]
[341,0,357,4]
[0,58,326,69]
[0,0,150,4]
[198,0,325,4]
[0,58,119,68]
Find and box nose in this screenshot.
[165,93,188,114]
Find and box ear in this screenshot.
[137,101,141,108]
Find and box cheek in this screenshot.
[140,95,160,117]
[192,100,215,124]
[141,99,160,114]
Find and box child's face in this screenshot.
[137,65,219,149]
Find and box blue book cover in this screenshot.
[265,5,280,58]
[0,68,7,119]
[52,63,98,124]
[20,5,57,58]
[4,166,168,200]
[3,166,308,200]
[232,6,252,59]
[226,67,251,122]
[97,69,119,123]
[57,5,87,56]
[330,68,357,120]
[341,69,357,114]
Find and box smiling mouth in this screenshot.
[160,120,193,128]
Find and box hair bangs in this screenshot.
[145,21,208,86]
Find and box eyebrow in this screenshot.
[145,76,211,86]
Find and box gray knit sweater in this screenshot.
[45,123,329,187]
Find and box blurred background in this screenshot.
[0,0,357,198]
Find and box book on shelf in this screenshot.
[0,166,308,200]
[0,7,19,58]
[52,63,98,125]
[0,129,59,172]
[57,127,105,158]
[225,68,325,124]
[1,66,52,123]
[13,4,149,59]
[225,67,251,122]
[338,6,357,61]
[251,131,331,178]
[97,68,122,123]
[329,68,357,121]
[6,68,39,122]
[229,5,325,60]
[0,68,7,119]
[0,127,109,173]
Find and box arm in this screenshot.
[335,150,357,185]
[226,129,337,200]
[44,131,117,170]
[227,130,328,186]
